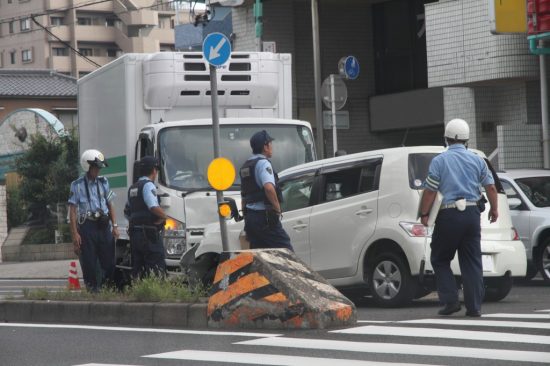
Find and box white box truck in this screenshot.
[78,52,316,273]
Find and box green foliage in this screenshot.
[22,227,55,245]
[21,274,208,303]
[14,133,79,224]
[6,187,27,230]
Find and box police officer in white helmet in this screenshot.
[68,149,119,291]
[419,119,498,317]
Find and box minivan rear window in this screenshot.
[408,153,438,189]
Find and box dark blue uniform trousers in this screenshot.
[129,227,166,278]
[430,206,484,313]
[78,220,115,291]
[244,209,293,251]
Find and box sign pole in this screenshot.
[330,74,338,156]
[209,64,229,252]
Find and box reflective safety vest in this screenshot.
[127,179,159,225]
[240,157,282,205]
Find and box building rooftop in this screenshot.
[0,69,77,98]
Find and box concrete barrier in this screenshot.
[207,249,356,329]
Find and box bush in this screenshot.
[6,187,27,230]
[22,227,55,244]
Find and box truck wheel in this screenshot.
[484,275,513,302]
[536,238,550,284]
[368,252,415,307]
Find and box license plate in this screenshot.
[482,254,494,272]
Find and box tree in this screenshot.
[14,133,79,224]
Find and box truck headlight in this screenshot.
[163,217,186,257]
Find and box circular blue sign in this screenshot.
[203,32,232,67]
[339,56,360,80]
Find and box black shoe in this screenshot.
[466,310,481,317]
[438,302,461,316]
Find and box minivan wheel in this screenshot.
[536,238,550,283]
[368,252,415,307]
[484,275,513,302]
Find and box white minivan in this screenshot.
[184,146,527,307]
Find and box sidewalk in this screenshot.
[0,259,81,279]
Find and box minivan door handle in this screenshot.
[355,208,373,216]
[292,222,308,231]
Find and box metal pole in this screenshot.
[541,45,550,169]
[210,64,229,252]
[330,74,338,156]
[312,0,324,158]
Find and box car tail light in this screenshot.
[512,227,519,241]
[399,222,433,237]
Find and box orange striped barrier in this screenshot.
[207,249,356,329]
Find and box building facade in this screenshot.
[0,0,180,78]
[230,0,546,167]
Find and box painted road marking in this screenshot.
[0,323,280,338]
[402,318,550,330]
[75,364,137,366]
[237,337,550,363]
[144,350,443,366]
[331,325,550,344]
[356,320,392,323]
[535,309,550,313]
[483,313,550,319]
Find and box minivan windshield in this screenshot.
[158,124,315,191]
[515,176,550,207]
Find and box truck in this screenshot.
[78,52,317,274]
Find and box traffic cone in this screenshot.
[68,261,81,291]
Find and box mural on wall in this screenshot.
[0,108,67,181]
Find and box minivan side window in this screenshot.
[280,174,315,212]
[322,159,381,202]
[501,180,524,211]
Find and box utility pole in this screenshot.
[312,0,324,158]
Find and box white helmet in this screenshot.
[80,149,108,171]
[444,118,469,141]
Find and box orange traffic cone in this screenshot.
[68,261,81,291]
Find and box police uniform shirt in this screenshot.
[138,176,160,209]
[247,154,276,211]
[424,144,494,205]
[68,175,115,216]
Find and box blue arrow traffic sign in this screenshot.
[203,32,232,67]
[339,56,360,80]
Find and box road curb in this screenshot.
[0,300,208,328]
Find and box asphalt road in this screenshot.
[0,279,548,366]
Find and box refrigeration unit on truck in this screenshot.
[77,51,317,271]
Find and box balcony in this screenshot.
[50,56,71,73]
[47,25,70,42]
[150,27,174,45]
[46,0,113,12]
[76,25,116,43]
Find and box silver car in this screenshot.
[497,169,550,283]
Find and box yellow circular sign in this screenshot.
[207,157,236,191]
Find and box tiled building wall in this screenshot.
[498,124,543,169]
[443,88,477,147]
[425,0,538,87]
[232,7,257,52]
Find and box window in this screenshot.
[9,21,14,34]
[20,18,31,31]
[53,47,68,56]
[8,0,12,3]
[79,48,92,56]
[21,49,32,62]
[501,181,525,211]
[10,51,15,64]
[107,49,118,57]
[322,160,381,202]
[105,18,116,27]
[280,174,315,212]
[51,17,64,26]
[77,17,92,26]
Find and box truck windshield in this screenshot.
[158,124,315,191]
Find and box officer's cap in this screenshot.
[139,156,160,171]
[250,130,275,152]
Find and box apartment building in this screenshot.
[0,0,181,78]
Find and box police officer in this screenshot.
[126,156,168,278]
[240,130,293,250]
[420,119,498,317]
[68,149,119,292]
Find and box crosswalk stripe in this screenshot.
[0,323,280,337]
[483,313,550,319]
[74,364,138,366]
[331,325,550,344]
[402,319,550,330]
[535,309,550,313]
[144,350,442,366]
[237,337,550,363]
[357,320,392,323]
